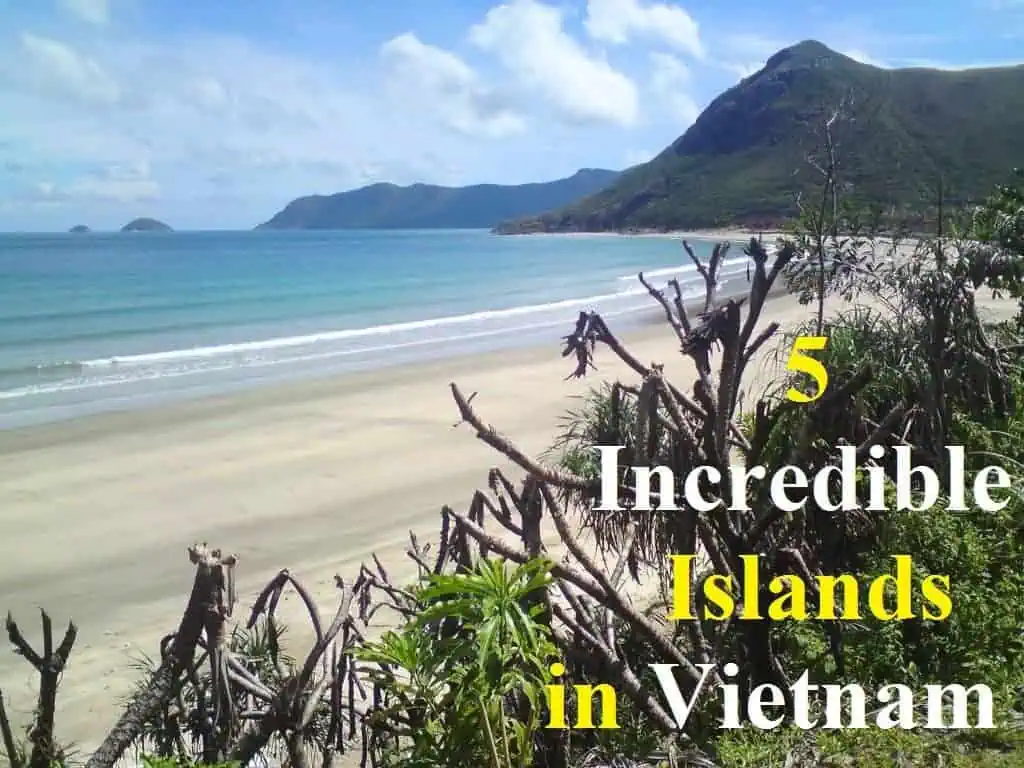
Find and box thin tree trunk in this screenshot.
[87,545,234,768]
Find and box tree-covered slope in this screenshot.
[256,168,620,230]
[121,217,173,232]
[496,41,1024,233]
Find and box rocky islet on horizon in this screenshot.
[121,217,173,232]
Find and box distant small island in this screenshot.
[122,217,173,232]
[68,225,91,234]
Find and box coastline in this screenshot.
[0,284,816,752]
[5,274,1012,753]
[497,227,783,241]
[0,231,758,432]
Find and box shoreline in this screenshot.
[7,251,1001,752]
[0,308,663,434]
[493,227,782,241]
[0,284,818,752]
[0,267,755,433]
[0,235,759,433]
[13,284,1016,754]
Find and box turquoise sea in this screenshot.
[0,229,751,429]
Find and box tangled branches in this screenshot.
[466,238,916,728]
[0,237,907,767]
[6,230,1017,768]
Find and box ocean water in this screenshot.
[0,229,752,429]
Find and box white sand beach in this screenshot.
[1,284,1012,752]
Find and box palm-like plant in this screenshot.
[358,557,557,768]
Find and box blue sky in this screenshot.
[1,0,1022,231]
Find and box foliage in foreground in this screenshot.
[716,724,1024,768]
[356,558,556,768]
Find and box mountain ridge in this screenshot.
[496,40,1024,234]
[257,168,621,230]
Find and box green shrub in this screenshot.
[357,557,557,768]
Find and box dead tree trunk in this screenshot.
[0,611,77,768]
[86,544,236,768]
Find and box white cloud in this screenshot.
[650,51,690,85]
[888,55,1024,69]
[0,32,446,226]
[714,34,892,78]
[722,61,763,79]
[186,76,230,111]
[0,4,664,229]
[17,33,121,106]
[842,48,889,67]
[584,0,703,58]
[59,0,110,25]
[28,160,159,204]
[722,32,786,58]
[34,176,160,204]
[624,148,654,165]
[469,0,639,126]
[715,33,785,81]
[380,32,526,138]
[106,159,150,180]
[648,52,700,125]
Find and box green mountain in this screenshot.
[256,168,620,230]
[496,40,1024,233]
[121,217,172,232]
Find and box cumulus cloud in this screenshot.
[0,0,674,228]
[469,0,639,126]
[584,0,703,58]
[0,31,454,227]
[16,33,120,106]
[648,52,700,125]
[380,32,526,138]
[9,35,405,171]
